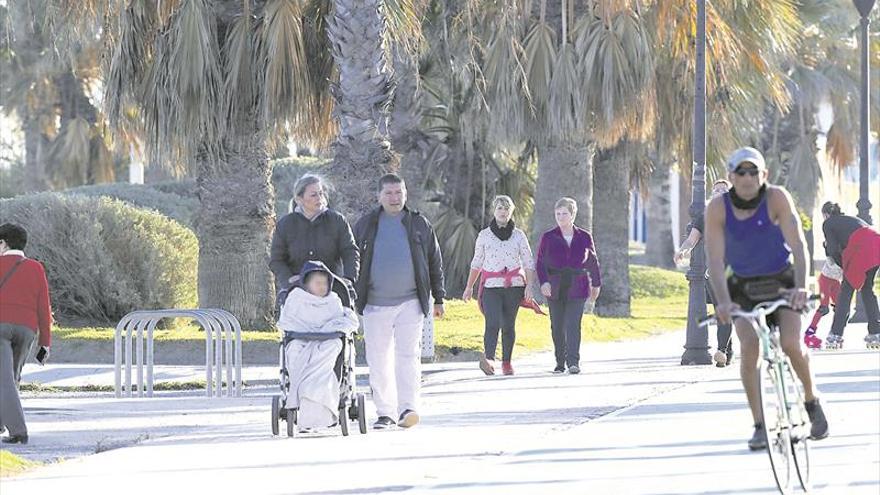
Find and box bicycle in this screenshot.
[701,296,817,494]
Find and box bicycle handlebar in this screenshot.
[699,294,820,328]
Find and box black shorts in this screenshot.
[727,266,795,312]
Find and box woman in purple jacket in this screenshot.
[536,198,601,374]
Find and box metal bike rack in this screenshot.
[114,308,242,398]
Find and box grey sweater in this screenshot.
[368,212,418,306]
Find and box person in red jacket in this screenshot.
[0,223,52,444]
[820,202,880,349]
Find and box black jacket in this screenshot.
[269,209,360,290]
[823,214,867,265]
[353,206,446,316]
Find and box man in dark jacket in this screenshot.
[353,173,446,430]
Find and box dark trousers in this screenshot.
[0,323,36,436]
[707,282,733,353]
[483,287,525,362]
[716,319,734,353]
[548,297,587,367]
[830,266,880,336]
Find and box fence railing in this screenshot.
[114,308,242,398]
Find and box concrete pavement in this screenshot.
[1,326,878,494]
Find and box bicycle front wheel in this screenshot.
[780,359,811,491]
[758,359,794,493]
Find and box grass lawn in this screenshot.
[0,451,40,478]
[53,266,692,360]
[433,295,688,358]
[54,323,279,342]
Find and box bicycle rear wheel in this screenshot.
[758,359,794,493]
[780,359,811,491]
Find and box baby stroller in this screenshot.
[271,266,367,437]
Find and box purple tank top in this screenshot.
[723,193,791,277]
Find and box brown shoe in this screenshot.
[479,356,495,375]
[502,361,514,375]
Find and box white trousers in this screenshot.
[363,299,424,418]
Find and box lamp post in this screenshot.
[854,0,875,226]
[681,0,712,365]
[850,0,875,324]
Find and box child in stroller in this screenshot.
[271,261,367,436]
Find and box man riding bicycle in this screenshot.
[704,147,829,451]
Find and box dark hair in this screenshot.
[377,173,405,192]
[0,223,27,250]
[821,201,843,217]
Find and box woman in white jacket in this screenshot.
[278,261,359,430]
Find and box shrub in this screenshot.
[64,183,199,228]
[0,193,198,324]
[629,265,689,299]
[149,179,198,199]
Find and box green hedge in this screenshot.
[0,194,198,324]
[64,183,199,227]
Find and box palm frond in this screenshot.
[483,13,529,147]
[300,0,336,148]
[432,205,478,292]
[260,0,312,141]
[522,21,556,122]
[576,10,654,144]
[142,0,223,167]
[384,0,427,59]
[105,0,157,129]
[547,43,582,137]
[222,8,261,137]
[50,117,92,185]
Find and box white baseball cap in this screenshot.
[726,147,767,173]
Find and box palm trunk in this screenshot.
[592,144,631,317]
[23,113,50,192]
[532,140,595,243]
[326,0,399,220]
[644,157,675,268]
[197,139,275,330]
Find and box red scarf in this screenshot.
[477,267,546,316]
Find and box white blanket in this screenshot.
[278,288,359,335]
[279,288,359,429]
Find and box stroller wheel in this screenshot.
[271,396,281,436]
[357,394,368,435]
[340,405,350,437]
[286,409,297,438]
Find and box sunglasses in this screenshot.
[733,168,760,177]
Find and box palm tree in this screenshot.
[761,0,880,229]
[44,0,421,328]
[0,2,117,191]
[641,0,802,268]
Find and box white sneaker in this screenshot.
[398,409,420,428]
